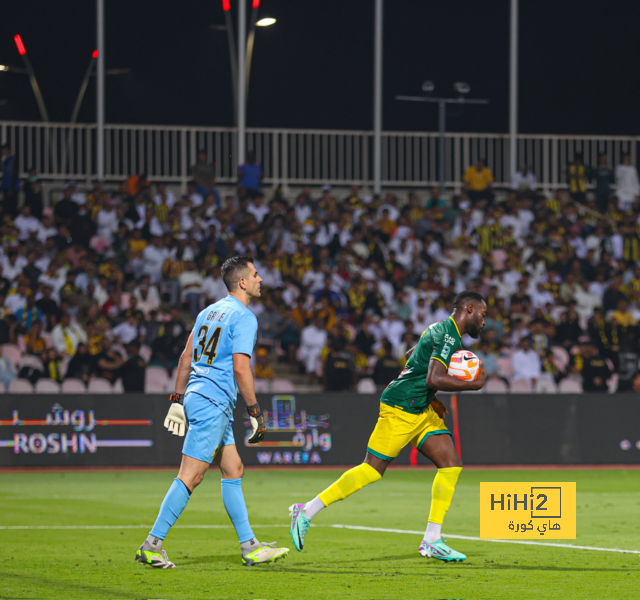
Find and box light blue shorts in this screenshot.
[182,391,235,464]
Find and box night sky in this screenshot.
[1,0,639,135]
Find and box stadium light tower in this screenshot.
[373,0,383,194]
[396,82,488,193]
[215,0,275,164]
[509,0,519,178]
[96,0,105,180]
[13,34,49,122]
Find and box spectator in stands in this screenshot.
[42,347,63,383]
[511,337,541,387]
[257,298,283,343]
[391,291,412,321]
[567,154,588,204]
[93,337,125,383]
[574,280,601,320]
[511,165,537,192]
[581,342,612,392]
[66,342,97,384]
[615,153,639,211]
[554,308,583,348]
[191,150,219,206]
[51,313,86,357]
[178,260,204,318]
[238,151,263,198]
[611,299,636,328]
[202,265,227,305]
[593,154,615,214]
[113,314,145,345]
[275,309,301,365]
[247,193,270,224]
[463,158,494,205]
[120,342,147,392]
[5,280,29,315]
[299,316,327,383]
[24,320,46,357]
[541,350,563,384]
[132,276,160,316]
[615,337,638,393]
[23,167,43,219]
[323,342,354,391]
[378,311,406,348]
[53,185,80,225]
[254,347,275,381]
[476,341,499,379]
[152,308,187,373]
[0,345,15,390]
[372,340,403,387]
[602,273,626,314]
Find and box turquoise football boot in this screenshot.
[418,537,466,562]
[289,503,311,551]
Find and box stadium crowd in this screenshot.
[2,142,640,394]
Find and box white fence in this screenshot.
[1,120,637,190]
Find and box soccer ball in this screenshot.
[447,350,480,381]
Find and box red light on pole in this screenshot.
[14,34,26,56]
[252,0,260,8]
[92,49,99,59]
[222,0,230,11]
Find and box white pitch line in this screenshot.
[321,524,640,555]
[1,522,639,555]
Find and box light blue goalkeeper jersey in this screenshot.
[187,295,258,412]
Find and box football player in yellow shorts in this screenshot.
[289,291,488,562]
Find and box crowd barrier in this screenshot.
[1,394,639,467]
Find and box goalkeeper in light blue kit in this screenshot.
[136,256,289,568]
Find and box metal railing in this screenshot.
[1,120,637,190]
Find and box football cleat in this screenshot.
[135,542,175,568]
[242,541,289,566]
[419,537,466,562]
[289,503,311,551]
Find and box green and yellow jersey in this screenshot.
[380,316,462,414]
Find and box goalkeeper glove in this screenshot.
[246,403,266,444]
[165,394,187,436]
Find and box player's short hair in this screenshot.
[221,255,253,291]
[453,290,485,310]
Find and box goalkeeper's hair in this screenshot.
[222,255,253,291]
[453,290,485,310]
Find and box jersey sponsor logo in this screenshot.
[397,366,413,379]
[444,334,456,345]
[441,345,451,359]
[194,365,209,375]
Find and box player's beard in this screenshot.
[467,315,483,339]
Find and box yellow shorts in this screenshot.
[367,402,451,461]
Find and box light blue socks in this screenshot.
[149,478,190,540]
[148,476,255,546]
[221,477,255,544]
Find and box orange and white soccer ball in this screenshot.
[447,350,480,381]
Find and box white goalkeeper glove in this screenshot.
[164,393,187,436]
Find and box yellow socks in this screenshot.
[427,466,462,526]
[318,463,382,507]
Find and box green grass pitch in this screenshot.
[1,467,639,599]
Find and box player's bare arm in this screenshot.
[233,353,258,407]
[426,357,486,392]
[175,332,194,395]
[233,353,266,443]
